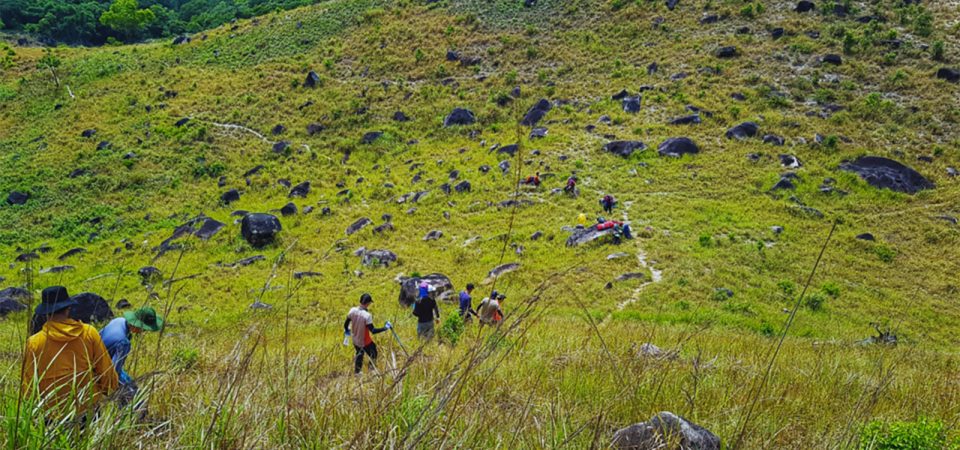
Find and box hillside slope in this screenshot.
[0,0,959,447]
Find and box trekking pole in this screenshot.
[389,323,410,358]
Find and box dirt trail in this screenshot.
[615,201,662,311]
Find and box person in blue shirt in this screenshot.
[99,306,164,407]
[459,283,477,322]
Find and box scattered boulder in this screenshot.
[763,134,785,146]
[821,54,843,65]
[424,230,443,241]
[280,203,298,216]
[81,129,96,138]
[666,0,679,10]
[669,115,701,125]
[779,154,801,168]
[444,108,476,127]
[622,96,641,113]
[138,266,162,284]
[362,131,383,144]
[398,273,454,307]
[0,297,27,317]
[603,141,647,158]
[16,252,39,263]
[346,217,373,235]
[306,123,324,135]
[611,89,629,100]
[567,225,616,247]
[58,248,87,260]
[612,412,720,450]
[240,213,282,247]
[273,141,290,153]
[175,118,190,127]
[657,137,700,157]
[446,50,460,61]
[97,141,111,150]
[714,288,734,299]
[6,191,28,205]
[271,124,285,135]
[304,71,321,88]
[360,249,398,267]
[771,226,784,235]
[521,99,552,126]
[221,189,240,204]
[488,263,520,279]
[795,1,815,12]
[294,271,322,279]
[715,46,737,58]
[770,28,785,39]
[725,122,759,140]
[70,293,114,324]
[856,233,875,241]
[219,255,265,268]
[289,181,310,198]
[115,299,132,309]
[454,181,472,193]
[839,156,933,194]
[393,111,411,122]
[936,68,960,83]
[172,35,190,45]
[771,177,796,191]
[498,144,519,157]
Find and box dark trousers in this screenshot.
[354,343,378,374]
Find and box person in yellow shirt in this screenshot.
[22,286,118,417]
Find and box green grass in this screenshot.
[0,0,958,447]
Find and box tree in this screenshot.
[99,0,156,40]
[38,48,61,88]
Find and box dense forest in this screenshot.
[0,0,317,45]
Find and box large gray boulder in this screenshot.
[241,213,282,247]
[398,273,455,307]
[612,411,720,450]
[839,156,933,194]
[566,225,616,247]
[70,292,114,324]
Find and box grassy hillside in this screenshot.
[1,0,959,447]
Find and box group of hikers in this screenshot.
[21,181,628,420]
[343,282,505,374]
[21,286,164,419]
[522,172,580,197]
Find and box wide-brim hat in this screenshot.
[34,286,78,316]
[124,306,164,332]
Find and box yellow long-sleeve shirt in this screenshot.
[22,317,119,415]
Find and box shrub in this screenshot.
[874,245,896,263]
[804,293,825,311]
[699,234,713,248]
[821,282,840,298]
[778,280,796,296]
[858,417,954,450]
[172,347,199,370]
[932,40,944,61]
[439,313,465,345]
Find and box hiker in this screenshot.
[343,293,391,374]
[523,172,541,187]
[600,194,617,214]
[21,286,118,417]
[564,176,578,196]
[478,292,505,326]
[459,283,477,322]
[418,280,431,303]
[412,287,441,340]
[99,306,164,408]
